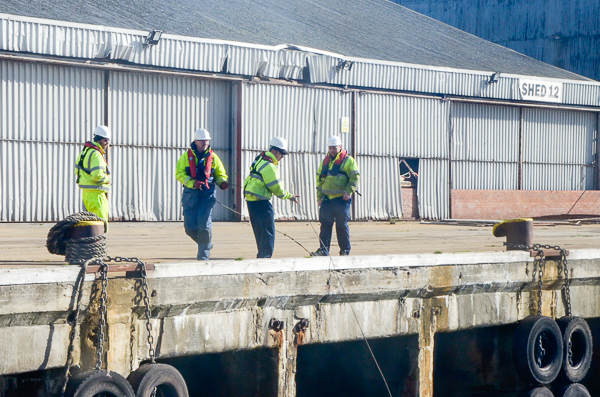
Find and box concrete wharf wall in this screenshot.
[1,250,600,395]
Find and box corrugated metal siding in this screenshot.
[451,102,519,189]
[452,102,520,162]
[418,158,449,220]
[451,161,518,190]
[239,150,318,220]
[0,60,105,142]
[523,164,595,190]
[2,14,600,107]
[0,60,104,221]
[109,71,234,221]
[241,83,352,153]
[355,156,402,220]
[523,108,596,165]
[356,93,449,158]
[0,140,86,221]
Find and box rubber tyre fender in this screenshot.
[64,370,135,397]
[127,363,189,397]
[556,316,593,383]
[513,315,563,384]
[560,383,591,397]
[522,387,554,397]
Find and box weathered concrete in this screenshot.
[1,250,600,396]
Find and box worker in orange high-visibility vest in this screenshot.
[175,128,229,260]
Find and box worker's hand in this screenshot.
[290,194,300,204]
[220,181,230,190]
[317,199,322,207]
[193,180,205,190]
[343,192,352,200]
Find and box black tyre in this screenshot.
[127,363,189,397]
[64,370,135,397]
[560,383,591,397]
[513,315,563,384]
[556,316,593,383]
[522,386,554,397]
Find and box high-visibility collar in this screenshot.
[84,141,106,155]
[188,146,214,189]
[265,150,278,165]
[321,150,347,177]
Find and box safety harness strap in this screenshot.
[320,150,348,177]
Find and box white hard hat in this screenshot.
[327,135,342,147]
[269,136,289,155]
[194,128,211,141]
[93,125,111,140]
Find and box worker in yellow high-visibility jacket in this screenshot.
[74,125,112,224]
[244,137,299,258]
[175,128,229,260]
[311,135,360,256]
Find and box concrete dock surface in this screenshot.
[1,220,599,266]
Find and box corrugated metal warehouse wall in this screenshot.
[391,0,600,81]
[356,93,450,220]
[240,83,352,220]
[109,71,234,221]
[523,108,597,191]
[451,103,520,190]
[0,60,105,222]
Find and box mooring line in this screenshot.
[214,199,312,255]
[295,202,394,397]
[215,197,393,397]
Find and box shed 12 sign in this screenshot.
[519,79,563,103]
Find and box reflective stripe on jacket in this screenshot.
[316,152,360,200]
[244,151,292,201]
[74,142,111,192]
[175,147,228,189]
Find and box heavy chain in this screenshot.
[95,262,109,370]
[106,256,156,363]
[560,248,572,317]
[504,242,572,317]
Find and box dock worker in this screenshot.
[244,137,299,258]
[75,125,112,224]
[311,135,360,256]
[175,128,229,260]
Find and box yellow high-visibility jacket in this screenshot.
[316,151,360,200]
[175,147,228,189]
[244,151,292,201]
[75,142,111,192]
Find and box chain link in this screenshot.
[560,248,572,317]
[95,262,109,370]
[106,256,156,363]
[536,333,546,367]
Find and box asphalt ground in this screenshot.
[1,220,599,266]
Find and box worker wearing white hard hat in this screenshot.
[311,135,360,256]
[243,136,299,258]
[74,125,112,224]
[175,128,230,260]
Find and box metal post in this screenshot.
[235,82,243,221]
[448,100,453,219]
[351,90,357,221]
[596,112,600,190]
[519,107,524,190]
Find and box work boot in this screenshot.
[339,250,350,256]
[311,248,329,256]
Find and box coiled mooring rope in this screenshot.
[46,212,108,263]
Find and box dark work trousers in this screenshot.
[182,187,216,260]
[319,196,352,254]
[247,200,275,258]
